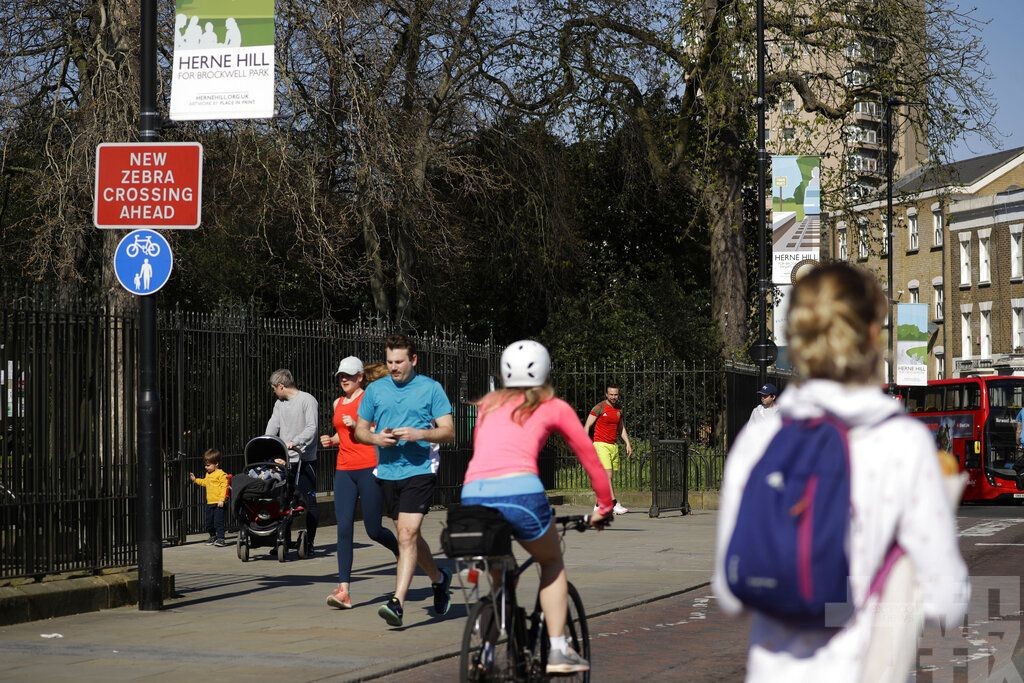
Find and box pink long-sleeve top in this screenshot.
[464,395,614,513]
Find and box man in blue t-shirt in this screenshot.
[355,334,454,628]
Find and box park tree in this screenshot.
[500,0,996,357]
[0,0,998,364]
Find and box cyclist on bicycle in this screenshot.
[461,340,613,675]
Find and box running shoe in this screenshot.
[546,647,590,674]
[613,503,629,515]
[213,539,226,547]
[204,536,216,545]
[378,596,403,627]
[327,585,352,609]
[432,567,453,616]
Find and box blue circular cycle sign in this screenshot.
[113,229,173,296]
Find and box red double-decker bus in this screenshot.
[893,377,1024,503]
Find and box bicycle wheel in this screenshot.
[460,598,514,682]
[539,582,591,682]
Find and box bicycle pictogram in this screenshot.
[125,234,161,258]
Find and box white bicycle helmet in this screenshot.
[500,340,551,388]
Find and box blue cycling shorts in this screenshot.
[461,475,552,542]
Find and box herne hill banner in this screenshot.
[170,0,275,120]
[896,303,930,386]
[769,155,821,370]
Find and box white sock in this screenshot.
[549,636,568,654]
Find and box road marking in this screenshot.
[957,519,1024,537]
[974,543,1024,546]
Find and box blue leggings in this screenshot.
[334,468,399,583]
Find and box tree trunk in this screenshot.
[707,176,748,356]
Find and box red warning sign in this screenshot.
[94,142,203,229]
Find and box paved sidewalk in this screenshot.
[0,507,716,682]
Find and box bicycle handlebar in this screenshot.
[554,514,611,532]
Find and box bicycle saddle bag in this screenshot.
[441,504,514,558]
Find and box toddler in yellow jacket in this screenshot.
[190,449,229,546]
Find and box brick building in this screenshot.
[831,146,1024,379]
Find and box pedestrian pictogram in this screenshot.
[114,229,173,295]
[94,142,203,229]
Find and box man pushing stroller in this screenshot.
[265,369,320,556]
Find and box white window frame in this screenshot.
[935,347,945,380]
[838,228,848,261]
[858,223,869,260]
[1012,224,1023,279]
[961,308,972,360]
[881,216,888,256]
[978,229,991,283]
[959,234,971,287]
[980,305,992,357]
[934,284,944,320]
[907,213,919,251]
[933,208,944,246]
[1013,299,1024,351]
[909,287,920,304]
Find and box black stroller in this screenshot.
[230,435,309,562]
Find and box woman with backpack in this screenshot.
[712,262,969,682]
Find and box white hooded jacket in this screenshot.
[712,380,970,682]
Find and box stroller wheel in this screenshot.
[297,531,307,559]
[239,539,250,563]
[277,541,287,563]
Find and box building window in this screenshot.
[959,238,971,287]
[933,211,944,246]
[783,128,796,141]
[838,229,848,261]
[935,286,944,320]
[979,236,991,283]
[858,224,868,260]
[936,352,945,380]
[961,311,972,360]
[782,99,796,114]
[980,309,991,357]
[909,286,919,304]
[1013,303,1024,351]
[1012,225,1023,278]
[881,217,888,255]
[907,214,918,251]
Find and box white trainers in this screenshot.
[546,646,590,674]
[613,503,629,515]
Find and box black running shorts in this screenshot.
[377,473,437,518]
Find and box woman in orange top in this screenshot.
[320,356,399,609]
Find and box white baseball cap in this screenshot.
[335,356,364,376]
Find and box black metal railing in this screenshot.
[1,288,790,580]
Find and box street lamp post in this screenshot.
[884,96,897,395]
[137,0,163,610]
[755,0,770,385]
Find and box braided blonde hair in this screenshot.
[785,262,887,385]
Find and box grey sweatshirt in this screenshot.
[265,390,319,463]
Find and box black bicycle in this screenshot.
[454,514,603,682]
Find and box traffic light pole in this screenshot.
[137,0,163,611]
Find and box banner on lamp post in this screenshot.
[170,0,275,120]
[896,303,930,386]
[770,155,821,368]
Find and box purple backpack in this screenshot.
[724,413,854,626]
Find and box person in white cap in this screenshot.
[748,382,778,425]
[461,340,612,674]
[320,356,399,609]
